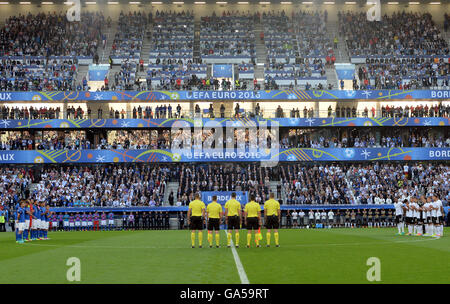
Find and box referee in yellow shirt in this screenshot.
[206,195,223,248]
[224,192,242,248]
[264,192,281,247]
[244,194,262,248]
[188,193,206,248]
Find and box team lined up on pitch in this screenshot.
[393,193,444,238]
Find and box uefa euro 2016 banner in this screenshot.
[2,117,449,129]
[201,192,248,206]
[0,90,449,101]
[0,148,449,164]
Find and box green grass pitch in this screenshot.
[0,228,448,284]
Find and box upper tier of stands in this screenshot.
[338,11,449,57]
[0,10,449,91]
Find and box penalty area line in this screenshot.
[224,230,250,284]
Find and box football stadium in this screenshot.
[0,0,449,286]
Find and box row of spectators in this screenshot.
[1,125,448,150]
[0,106,61,120]
[1,102,449,120]
[280,128,449,149]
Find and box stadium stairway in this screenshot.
[442,28,450,48]
[101,21,119,64]
[326,21,350,64]
[75,65,89,88]
[193,20,201,64]
[325,66,338,90]
[135,23,153,82]
[269,181,281,201]
[253,21,267,82]
[163,182,179,206]
[344,173,357,205]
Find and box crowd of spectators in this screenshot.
[356,59,450,90]
[279,128,449,149]
[201,11,256,62]
[177,164,274,205]
[347,163,449,206]
[292,10,332,58]
[263,10,333,64]
[0,131,92,150]
[0,168,32,208]
[146,63,207,90]
[0,12,104,57]
[151,10,194,65]
[0,58,78,91]
[338,11,449,56]
[265,60,326,81]
[0,162,448,209]
[30,165,169,207]
[111,11,146,60]
[281,164,352,205]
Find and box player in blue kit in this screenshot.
[81,212,88,231]
[16,201,26,244]
[75,213,81,231]
[41,202,50,240]
[63,212,70,231]
[69,213,75,231]
[87,212,93,230]
[101,212,107,231]
[108,211,115,231]
[13,202,20,242]
[31,200,41,240]
[24,200,32,241]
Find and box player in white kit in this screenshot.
[403,199,413,235]
[393,198,405,235]
[432,194,444,237]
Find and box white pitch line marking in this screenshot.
[224,230,250,284]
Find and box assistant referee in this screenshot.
[206,195,223,248]
[244,194,262,248]
[188,193,206,248]
[225,192,241,248]
[264,192,281,247]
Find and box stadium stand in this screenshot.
[111,11,147,63]
[200,11,256,64]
